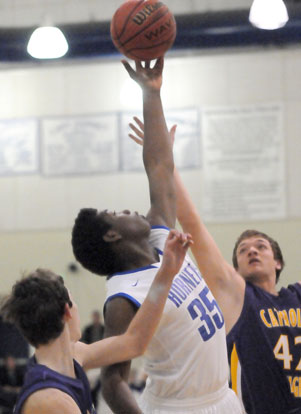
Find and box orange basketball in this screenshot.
[110,0,177,60]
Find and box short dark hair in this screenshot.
[232,229,285,283]
[0,269,72,348]
[71,208,122,276]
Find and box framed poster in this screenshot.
[41,114,119,176]
[0,118,38,175]
[120,108,201,171]
[202,104,286,222]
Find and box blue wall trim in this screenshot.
[2,5,301,62]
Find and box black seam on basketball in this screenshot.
[119,8,171,48]
[113,0,145,41]
[126,33,176,56]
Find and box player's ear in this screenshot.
[64,303,72,320]
[103,229,122,243]
[275,260,282,271]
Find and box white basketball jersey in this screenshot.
[105,226,229,405]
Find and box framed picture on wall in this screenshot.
[119,108,201,172]
[202,103,286,222]
[41,114,119,176]
[0,118,39,176]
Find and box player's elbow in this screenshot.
[124,333,147,359]
[131,338,148,357]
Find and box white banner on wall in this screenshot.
[120,108,201,171]
[119,111,144,171]
[202,104,286,222]
[166,108,201,170]
[0,119,38,175]
[41,114,119,176]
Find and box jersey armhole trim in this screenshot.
[151,225,170,230]
[105,293,141,309]
[110,265,158,277]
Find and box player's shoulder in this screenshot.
[22,388,81,414]
[150,225,170,235]
[284,281,301,290]
[148,225,170,251]
[104,294,138,335]
[288,281,301,296]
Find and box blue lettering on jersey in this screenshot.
[182,265,202,285]
[167,263,224,342]
[168,263,203,308]
[187,286,224,341]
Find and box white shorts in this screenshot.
[138,384,244,414]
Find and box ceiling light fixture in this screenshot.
[27,26,69,59]
[249,0,289,30]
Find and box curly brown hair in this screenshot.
[0,269,72,347]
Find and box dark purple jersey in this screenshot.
[227,282,301,414]
[13,356,96,414]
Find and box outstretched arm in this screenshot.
[174,169,245,333]
[123,59,176,228]
[128,117,245,334]
[75,230,192,369]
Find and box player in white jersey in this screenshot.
[106,226,241,413]
[71,59,242,414]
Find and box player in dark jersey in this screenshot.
[129,117,301,414]
[0,229,192,414]
[172,149,301,414]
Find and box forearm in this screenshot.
[175,168,200,226]
[174,168,227,275]
[126,265,174,353]
[122,58,174,178]
[102,369,142,414]
[143,89,173,171]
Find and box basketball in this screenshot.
[110,0,177,60]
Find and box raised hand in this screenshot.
[161,230,193,276]
[122,58,164,92]
[129,116,177,147]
